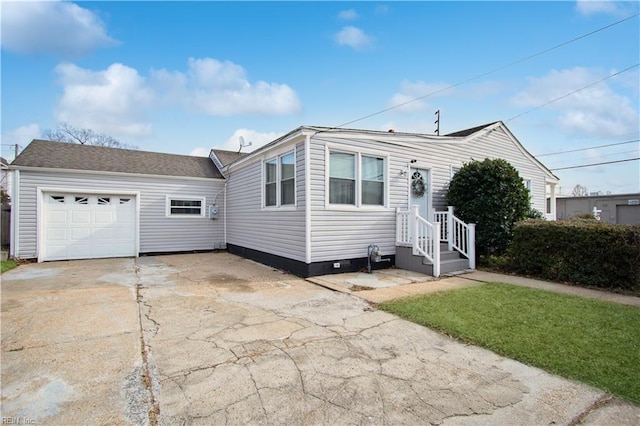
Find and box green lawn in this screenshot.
[1,259,17,273]
[379,283,640,404]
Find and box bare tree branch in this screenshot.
[42,122,137,149]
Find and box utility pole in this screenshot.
[434,110,440,135]
[14,144,20,159]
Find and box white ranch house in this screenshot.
[9,121,558,277]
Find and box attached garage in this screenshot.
[41,192,137,262]
[10,140,226,262]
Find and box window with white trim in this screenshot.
[329,152,356,204]
[264,151,296,207]
[362,156,384,205]
[166,196,205,217]
[328,150,386,207]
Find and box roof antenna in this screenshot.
[434,110,440,135]
[238,136,252,153]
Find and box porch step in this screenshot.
[395,245,471,276]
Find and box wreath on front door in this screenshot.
[411,171,426,198]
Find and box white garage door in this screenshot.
[42,193,136,261]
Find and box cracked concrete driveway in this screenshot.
[2,252,638,425]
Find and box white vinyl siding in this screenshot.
[14,170,225,259]
[227,141,306,262]
[308,126,550,263]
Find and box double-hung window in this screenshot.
[328,150,386,207]
[329,152,356,204]
[264,151,295,207]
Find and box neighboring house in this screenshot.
[9,121,559,276]
[556,193,640,225]
[1,157,11,200]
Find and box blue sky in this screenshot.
[2,1,639,195]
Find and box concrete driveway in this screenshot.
[1,253,638,425]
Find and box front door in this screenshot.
[410,168,431,220]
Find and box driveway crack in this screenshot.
[135,265,160,425]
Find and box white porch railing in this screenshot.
[396,205,476,276]
[433,206,476,270]
[396,206,441,277]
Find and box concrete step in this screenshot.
[395,245,471,276]
[440,258,471,274]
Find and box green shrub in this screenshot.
[508,220,640,292]
[447,158,530,258]
[569,213,596,220]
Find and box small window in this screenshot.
[167,197,204,216]
[74,196,88,205]
[362,156,384,205]
[120,198,131,204]
[265,159,277,207]
[280,152,295,205]
[50,195,65,204]
[97,197,111,205]
[525,180,532,192]
[329,152,356,205]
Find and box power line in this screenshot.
[506,64,639,123]
[545,149,640,166]
[550,157,639,171]
[326,13,639,130]
[535,139,640,157]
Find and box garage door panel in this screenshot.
[43,192,137,261]
[47,228,68,241]
[71,211,91,224]
[94,211,114,224]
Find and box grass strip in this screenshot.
[1,260,17,273]
[379,283,640,404]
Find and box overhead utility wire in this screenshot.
[507,64,639,123]
[326,13,639,130]
[535,139,639,157]
[550,157,639,171]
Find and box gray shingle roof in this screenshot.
[210,149,249,166]
[12,140,223,179]
[445,122,498,137]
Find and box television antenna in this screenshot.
[238,136,252,153]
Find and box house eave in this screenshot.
[9,165,226,183]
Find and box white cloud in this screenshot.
[511,67,639,138]
[55,63,154,137]
[1,124,42,161]
[334,26,373,50]
[338,9,358,20]
[1,1,117,57]
[189,147,211,157]
[388,80,452,112]
[575,0,634,16]
[189,129,283,159]
[219,129,283,152]
[152,58,302,116]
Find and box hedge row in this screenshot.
[508,220,640,291]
